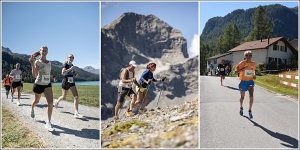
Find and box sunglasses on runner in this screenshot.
[245,54,252,57]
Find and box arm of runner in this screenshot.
[51,75,57,82]
[29,56,38,78]
[132,78,141,87]
[253,64,256,80]
[62,65,75,75]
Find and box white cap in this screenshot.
[129,60,137,67]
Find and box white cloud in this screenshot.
[188,34,199,58]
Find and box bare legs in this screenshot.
[132,90,149,110]
[11,86,21,100]
[31,87,53,122]
[248,87,254,111]
[239,87,254,111]
[56,86,80,114]
[220,75,225,86]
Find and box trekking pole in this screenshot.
[156,81,164,109]
[138,83,151,112]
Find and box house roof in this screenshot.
[289,38,298,44]
[228,37,298,54]
[206,52,231,60]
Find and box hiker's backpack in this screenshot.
[119,68,134,80]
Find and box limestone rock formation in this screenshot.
[101,12,198,120]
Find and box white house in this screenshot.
[206,52,232,71]
[206,37,298,70]
[289,39,298,50]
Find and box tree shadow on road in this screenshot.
[60,111,99,121]
[224,85,240,91]
[36,120,99,140]
[243,116,298,148]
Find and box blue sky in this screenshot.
[200,1,299,35]
[101,2,199,58]
[2,2,100,69]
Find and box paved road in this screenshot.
[2,89,100,148]
[200,76,298,148]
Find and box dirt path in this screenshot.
[1,89,100,148]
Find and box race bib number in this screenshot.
[15,75,20,79]
[68,77,74,83]
[244,70,253,77]
[220,68,224,71]
[41,75,50,83]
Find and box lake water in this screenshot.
[51,81,99,86]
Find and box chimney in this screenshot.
[268,36,270,45]
[260,36,262,42]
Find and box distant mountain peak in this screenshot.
[84,66,95,69]
[83,66,99,75]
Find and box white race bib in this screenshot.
[68,77,74,83]
[41,75,50,83]
[220,68,224,71]
[244,70,253,77]
[15,75,20,79]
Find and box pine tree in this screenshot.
[223,24,233,52]
[248,5,273,41]
[232,23,242,47]
[216,35,224,54]
[200,42,208,75]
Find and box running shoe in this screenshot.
[17,100,21,106]
[138,108,145,114]
[74,112,83,118]
[114,116,119,120]
[45,121,54,132]
[248,111,253,119]
[239,108,243,116]
[125,109,134,117]
[11,97,13,102]
[53,100,59,109]
[31,110,35,118]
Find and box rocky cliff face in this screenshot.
[101,12,198,120]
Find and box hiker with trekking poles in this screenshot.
[133,62,166,114]
[114,60,140,120]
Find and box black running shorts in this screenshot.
[62,78,76,90]
[12,81,22,89]
[33,83,52,94]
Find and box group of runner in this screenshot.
[114,61,166,120]
[2,45,83,132]
[2,63,24,105]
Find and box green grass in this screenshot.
[103,120,148,136]
[2,104,46,148]
[22,83,99,107]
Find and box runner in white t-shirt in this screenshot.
[9,63,22,105]
[29,45,57,132]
